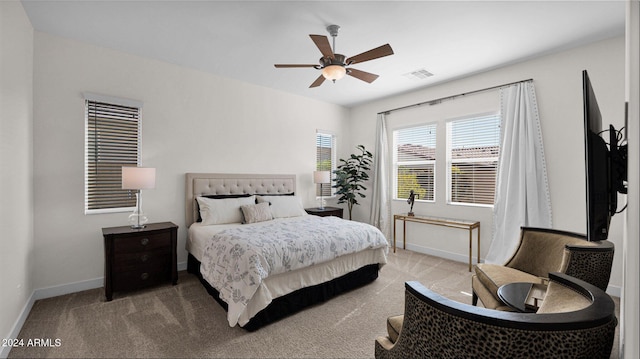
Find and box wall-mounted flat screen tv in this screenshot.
[583,70,627,241]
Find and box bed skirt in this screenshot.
[187,253,380,331]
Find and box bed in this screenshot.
[185,173,389,330]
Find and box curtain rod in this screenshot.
[378,78,533,115]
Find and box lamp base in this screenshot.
[317,197,326,210]
[128,212,149,229]
[127,192,149,229]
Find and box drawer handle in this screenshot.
[140,254,149,262]
[140,238,149,246]
[140,272,149,280]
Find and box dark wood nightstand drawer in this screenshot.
[112,267,172,292]
[112,232,171,254]
[103,222,178,301]
[113,249,171,273]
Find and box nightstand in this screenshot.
[305,206,344,218]
[102,221,178,301]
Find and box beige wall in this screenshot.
[31,32,350,290]
[0,1,35,354]
[348,37,626,293]
[3,3,632,355]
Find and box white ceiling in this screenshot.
[21,0,626,107]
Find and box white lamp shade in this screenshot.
[122,167,156,190]
[313,170,331,184]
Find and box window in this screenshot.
[446,114,500,206]
[85,94,142,213]
[315,131,336,197]
[393,124,437,201]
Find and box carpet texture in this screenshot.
[9,249,619,358]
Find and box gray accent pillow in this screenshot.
[241,202,273,224]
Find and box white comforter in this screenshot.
[199,215,389,326]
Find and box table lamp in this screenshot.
[122,166,156,229]
[313,170,331,210]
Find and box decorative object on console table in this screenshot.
[103,221,178,301]
[313,170,331,210]
[121,166,156,229]
[407,189,418,216]
[305,206,343,218]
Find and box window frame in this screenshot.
[445,112,501,208]
[392,122,438,203]
[315,130,336,198]
[84,93,144,214]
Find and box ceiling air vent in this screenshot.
[403,68,434,80]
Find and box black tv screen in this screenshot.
[583,70,614,241]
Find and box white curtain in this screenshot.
[485,82,552,264]
[369,113,391,239]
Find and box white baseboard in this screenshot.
[33,260,189,300]
[33,277,103,301]
[399,241,478,267]
[607,283,622,297]
[177,260,187,272]
[0,261,189,359]
[1,292,36,359]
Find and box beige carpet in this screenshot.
[9,249,619,358]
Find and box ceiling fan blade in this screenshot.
[274,64,318,68]
[347,68,379,83]
[309,75,326,88]
[346,44,394,65]
[310,34,334,59]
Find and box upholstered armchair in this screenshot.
[375,273,617,358]
[472,226,614,310]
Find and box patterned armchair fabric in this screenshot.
[472,226,614,309]
[375,273,617,359]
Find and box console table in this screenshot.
[393,213,480,271]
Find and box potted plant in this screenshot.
[332,145,373,220]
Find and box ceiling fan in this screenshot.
[274,25,394,88]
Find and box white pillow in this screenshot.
[256,195,307,218]
[241,202,273,224]
[196,196,256,225]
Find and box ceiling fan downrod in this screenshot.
[327,24,340,54]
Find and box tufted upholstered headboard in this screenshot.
[185,173,296,227]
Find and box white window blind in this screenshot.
[393,124,437,201]
[85,97,142,213]
[446,114,500,206]
[316,131,336,197]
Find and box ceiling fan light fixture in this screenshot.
[274,25,393,87]
[322,64,346,81]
